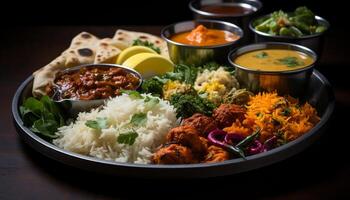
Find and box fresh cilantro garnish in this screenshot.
[117,131,139,145]
[85,117,108,130]
[254,51,268,58]
[121,90,143,99]
[144,96,160,108]
[130,113,147,126]
[132,39,161,54]
[276,56,304,67]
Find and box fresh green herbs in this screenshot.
[141,62,233,97]
[130,113,147,126]
[165,64,199,85]
[141,64,198,95]
[20,96,65,139]
[144,96,160,108]
[254,51,268,58]
[141,77,165,96]
[169,93,217,118]
[132,39,161,54]
[85,117,108,130]
[276,56,304,67]
[117,131,139,145]
[121,90,143,99]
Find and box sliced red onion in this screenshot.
[247,140,265,155]
[207,129,227,147]
[224,133,245,145]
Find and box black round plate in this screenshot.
[12,70,334,178]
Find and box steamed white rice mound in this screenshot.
[53,94,177,164]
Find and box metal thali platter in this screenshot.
[12,70,334,178]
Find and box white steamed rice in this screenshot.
[53,94,177,164]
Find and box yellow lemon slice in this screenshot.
[116,46,157,64]
[122,53,174,79]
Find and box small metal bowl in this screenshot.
[52,63,143,117]
[189,0,262,44]
[161,19,243,66]
[249,14,330,56]
[228,42,317,98]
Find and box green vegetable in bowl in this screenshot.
[254,6,327,37]
[20,96,66,139]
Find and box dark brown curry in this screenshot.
[48,67,140,100]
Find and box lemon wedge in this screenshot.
[116,46,157,64]
[122,53,174,79]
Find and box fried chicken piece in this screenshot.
[166,125,207,155]
[152,144,195,164]
[213,104,246,129]
[203,145,230,163]
[182,113,217,136]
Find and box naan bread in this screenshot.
[113,29,169,58]
[32,32,122,97]
[94,38,121,64]
[32,30,168,97]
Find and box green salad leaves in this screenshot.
[20,96,65,139]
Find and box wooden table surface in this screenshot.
[1,26,349,199]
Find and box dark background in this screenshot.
[1,0,350,199]
[0,0,344,27]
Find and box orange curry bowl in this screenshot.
[161,19,243,66]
